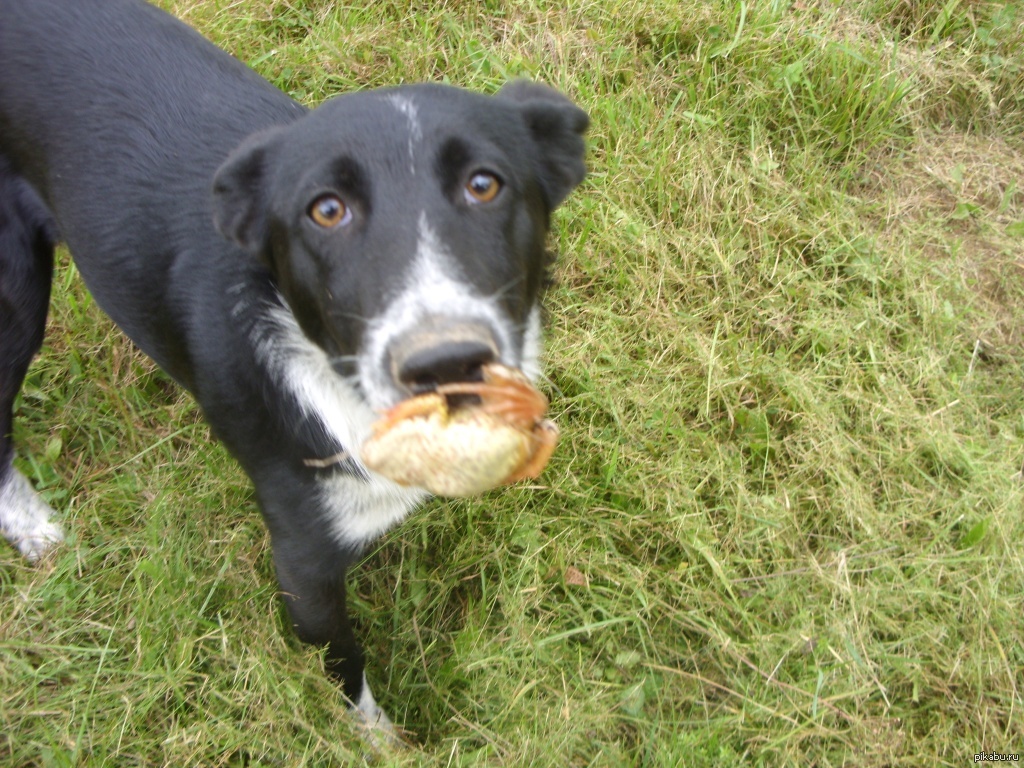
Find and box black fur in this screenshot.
[0,159,55,480]
[0,0,587,725]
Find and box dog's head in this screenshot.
[212,81,587,411]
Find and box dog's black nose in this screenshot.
[397,340,495,393]
[389,320,498,395]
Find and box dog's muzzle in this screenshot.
[386,317,499,397]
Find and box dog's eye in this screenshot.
[464,172,502,204]
[308,194,351,228]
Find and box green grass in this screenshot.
[3,0,1023,765]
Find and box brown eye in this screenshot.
[464,172,502,204]
[308,194,350,228]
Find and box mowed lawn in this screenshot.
[2,0,1022,765]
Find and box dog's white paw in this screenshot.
[352,673,401,748]
[0,469,64,562]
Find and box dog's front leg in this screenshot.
[273,540,396,738]
[252,474,396,740]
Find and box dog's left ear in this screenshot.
[497,80,589,209]
[211,127,283,259]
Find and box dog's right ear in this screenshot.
[211,128,282,258]
[496,80,589,211]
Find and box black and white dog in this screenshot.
[0,0,587,734]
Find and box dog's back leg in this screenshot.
[0,161,64,562]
